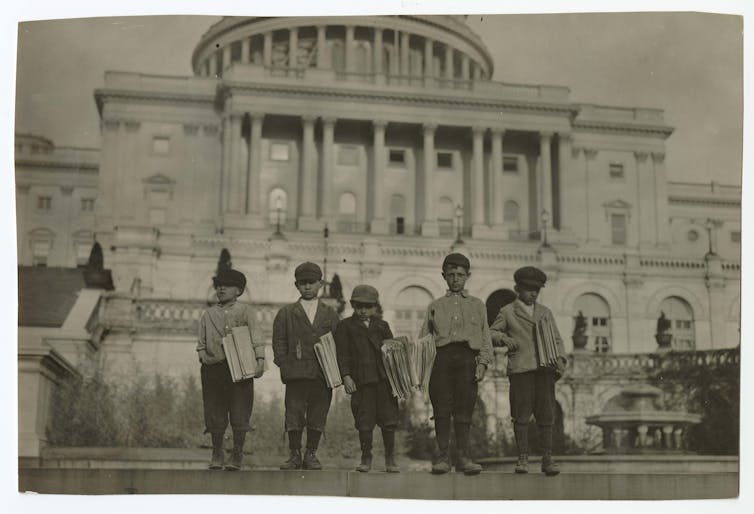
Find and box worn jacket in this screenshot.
[272,300,340,384]
[197,300,265,366]
[334,315,393,387]
[419,290,494,367]
[489,301,566,375]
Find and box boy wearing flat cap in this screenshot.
[272,262,340,470]
[335,285,400,473]
[420,253,494,476]
[490,266,567,476]
[197,268,265,471]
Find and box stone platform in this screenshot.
[19,468,738,500]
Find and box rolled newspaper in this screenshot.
[314,332,342,388]
[381,334,437,399]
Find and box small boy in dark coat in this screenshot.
[197,268,265,471]
[272,262,340,470]
[335,285,400,473]
[490,266,567,476]
[420,253,494,476]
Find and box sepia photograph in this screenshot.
[6,0,747,508]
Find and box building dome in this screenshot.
[191,15,494,83]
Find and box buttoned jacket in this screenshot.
[334,315,393,386]
[197,301,265,366]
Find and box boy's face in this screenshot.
[442,265,470,293]
[351,301,378,322]
[296,279,323,300]
[215,284,242,304]
[515,284,540,306]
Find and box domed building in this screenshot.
[16,15,740,457]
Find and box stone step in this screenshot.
[19,468,738,499]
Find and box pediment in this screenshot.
[142,173,175,185]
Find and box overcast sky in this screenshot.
[13,11,742,187]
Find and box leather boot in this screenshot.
[382,428,400,473]
[356,430,373,472]
[280,448,302,470]
[455,423,482,476]
[431,418,451,475]
[303,448,322,470]
[225,431,246,471]
[514,453,529,474]
[209,433,224,470]
[541,452,560,476]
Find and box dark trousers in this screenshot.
[201,361,254,435]
[284,378,333,432]
[350,380,399,432]
[509,368,557,454]
[428,342,478,424]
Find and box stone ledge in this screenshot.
[18,469,739,499]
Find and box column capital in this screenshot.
[372,119,388,130]
[557,132,573,144]
[321,116,337,126]
[539,130,554,140]
[301,114,317,125]
[634,150,649,163]
[471,125,486,136]
[571,146,582,158]
[422,122,437,134]
[248,112,266,121]
[651,152,666,164]
[60,186,74,196]
[183,123,200,136]
[584,148,599,160]
[490,127,506,137]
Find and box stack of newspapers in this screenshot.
[222,326,258,382]
[535,317,562,367]
[314,332,342,388]
[381,334,437,399]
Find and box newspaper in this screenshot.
[222,326,258,382]
[535,317,562,368]
[314,332,342,388]
[381,334,437,399]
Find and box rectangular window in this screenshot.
[152,136,170,155]
[731,231,741,243]
[389,149,405,165]
[32,240,51,267]
[436,151,453,169]
[269,142,290,161]
[593,336,611,354]
[337,145,359,166]
[75,242,91,266]
[609,163,624,179]
[37,195,52,211]
[81,198,95,212]
[611,213,627,245]
[503,156,519,173]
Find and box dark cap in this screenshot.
[513,266,547,288]
[213,268,247,291]
[351,284,379,304]
[442,252,470,271]
[295,261,323,282]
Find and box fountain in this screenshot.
[585,384,701,453]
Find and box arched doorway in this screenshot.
[486,288,518,326]
[393,285,434,339]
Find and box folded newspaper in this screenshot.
[381,334,437,399]
[535,317,562,368]
[315,332,342,388]
[222,326,258,382]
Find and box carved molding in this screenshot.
[633,151,649,163]
[183,124,200,136]
[202,125,219,137]
[584,148,599,160]
[651,152,666,164]
[60,186,74,196]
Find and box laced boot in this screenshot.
[356,430,373,472]
[280,448,302,470]
[541,452,560,476]
[514,453,529,474]
[303,448,323,470]
[225,431,245,471]
[454,423,482,476]
[209,433,224,470]
[431,417,451,475]
[382,428,400,473]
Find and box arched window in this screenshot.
[504,200,520,224]
[437,196,455,236]
[268,187,288,226]
[573,293,612,353]
[393,286,434,339]
[659,296,695,350]
[390,194,407,234]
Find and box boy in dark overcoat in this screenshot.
[272,262,340,470]
[197,268,265,470]
[420,253,494,476]
[490,266,567,476]
[335,285,400,473]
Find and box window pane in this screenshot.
[611,214,627,245]
[389,149,405,165]
[503,156,518,173]
[437,151,453,169]
[609,163,624,179]
[269,142,290,161]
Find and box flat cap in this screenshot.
[351,284,379,304]
[213,268,247,291]
[442,252,470,270]
[513,266,547,288]
[294,261,323,282]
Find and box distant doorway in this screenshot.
[486,288,518,326]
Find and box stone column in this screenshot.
[220,115,232,214]
[421,123,439,237]
[263,32,272,67]
[490,128,505,226]
[210,53,219,77]
[321,116,336,221]
[345,25,355,73]
[652,152,670,246]
[471,126,486,228]
[298,115,319,230]
[538,131,554,223]
[472,62,482,80]
[241,37,250,63]
[705,254,727,349]
[461,54,470,80]
[557,133,572,235]
[374,28,384,75]
[371,120,389,234]
[230,114,245,214]
[634,151,654,247]
[316,26,327,69]
[400,32,410,77]
[246,113,264,219]
[444,44,454,81]
[584,148,599,243]
[423,37,433,86]
[289,27,298,68]
[223,45,232,72]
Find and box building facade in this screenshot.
[16,15,741,453]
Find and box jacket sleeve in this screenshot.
[477,301,494,367]
[197,311,208,353]
[272,308,288,367]
[418,303,434,338]
[489,308,516,348]
[334,321,352,379]
[245,305,266,361]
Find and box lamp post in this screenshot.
[454,204,464,246]
[704,218,718,257]
[540,209,551,248]
[273,196,284,236]
[323,223,329,297]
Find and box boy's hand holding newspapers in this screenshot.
[254,358,265,378]
[198,349,209,364]
[343,375,357,394]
